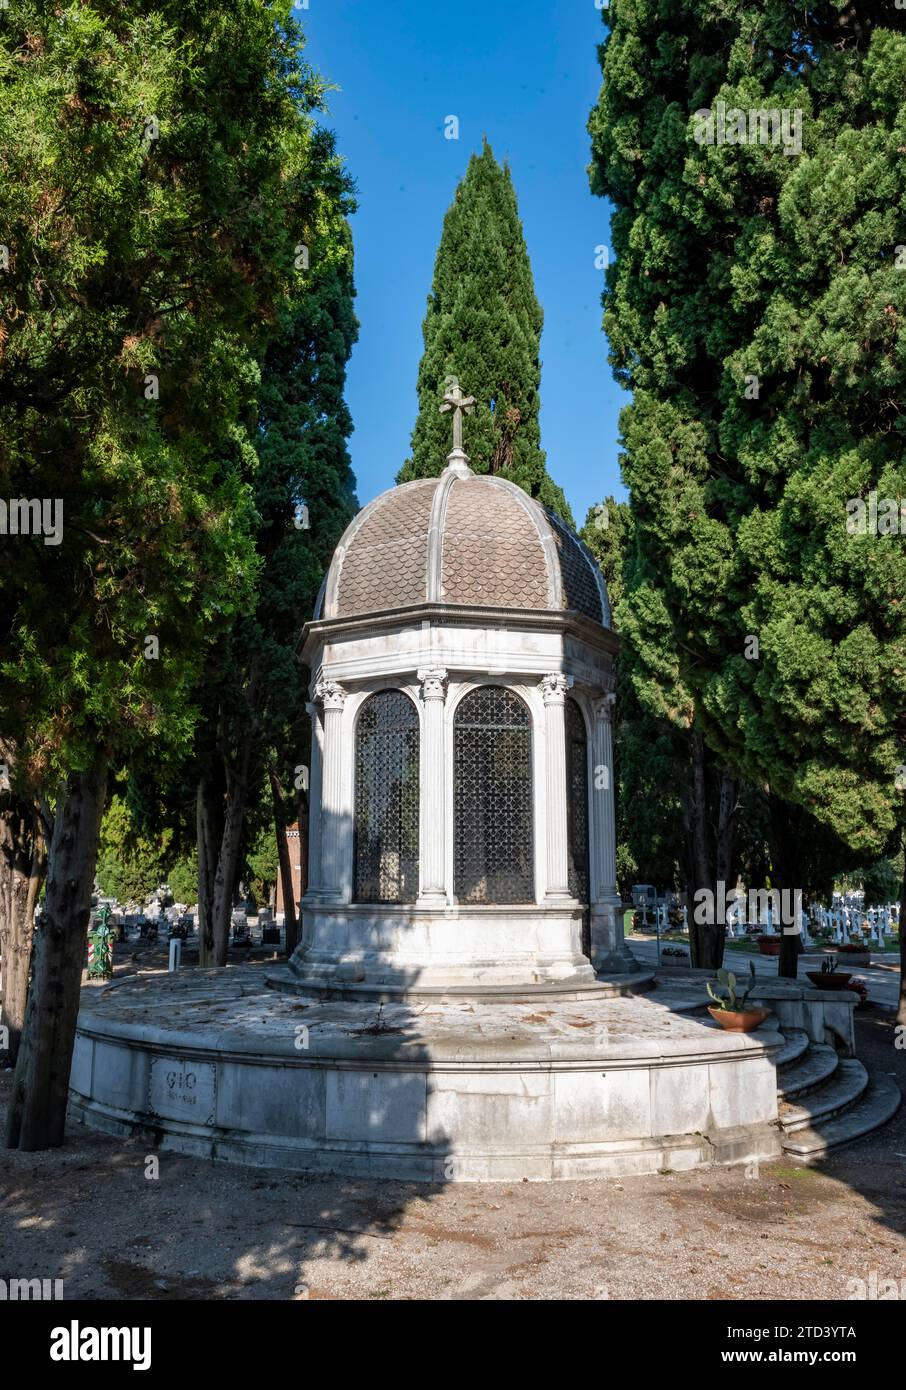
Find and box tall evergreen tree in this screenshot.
[400,140,571,523]
[195,212,358,968]
[589,2,906,984]
[0,0,348,1148]
[582,498,740,964]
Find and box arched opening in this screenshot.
[353,690,419,903]
[565,697,591,955]
[453,685,534,904]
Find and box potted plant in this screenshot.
[806,955,853,991]
[706,962,770,1032]
[661,945,690,966]
[757,934,782,956]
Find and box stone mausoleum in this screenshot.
[290,391,631,995]
[71,386,896,1179]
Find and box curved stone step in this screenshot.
[779,1058,869,1134]
[777,1043,839,1101]
[781,1073,902,1159]
[773,1029,811,1071]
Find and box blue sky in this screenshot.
[300,0,625,524]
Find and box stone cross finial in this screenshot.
[440,376,475,455]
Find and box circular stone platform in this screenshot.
[70,967,785,1181]
[266,962,656,1003]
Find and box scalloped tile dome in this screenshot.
[316,465,611,626]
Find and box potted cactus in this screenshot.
[706,961,770,1032]
[806,955,853,991]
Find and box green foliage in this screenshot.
[842,853,903,907]
[96,795,171,904]
[166,850,198,907]
[231,208,358,763]
[187,161,357,917]
[246,823,279,908]
[583,497,697,895]
[400,140,572,522]
[0,1,331,790]
[588,2,906,860]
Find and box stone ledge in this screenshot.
[268,963,655,1004]
[75,971,784,1067]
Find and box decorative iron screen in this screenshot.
[566,697,591,954]
[454,686,534,904]
[353,690,420,903]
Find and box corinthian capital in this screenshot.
[593,693,616,724]
[314,678,347,711]
[417,667,448,702]
[539,672,572,705]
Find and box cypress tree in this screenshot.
[195,207,359,968]
[0,0,354,1145]
[400,140,572,524]
[589,2,906,982]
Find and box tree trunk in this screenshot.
[714,770,737,890]
[6,755,108,1151]
[711,767,737,968]
[778,921,801,980]
[769,797,802,981]
[684,730,725,969]
[269,768,298,957]
[196,766,224,968]
[0,794,46,1066]
[210,743,252,967]
[898,830,906,1028]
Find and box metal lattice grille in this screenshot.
[353,691,420,903]
[566,698,590,955]
[454,686,534,904]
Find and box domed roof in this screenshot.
[315,459,611,626]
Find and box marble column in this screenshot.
[540,673,573,901]
[417,667,448,905]
[303,700,324,898]
[592,693,617,898]
[314,678,347,900]
[589,689,634,973]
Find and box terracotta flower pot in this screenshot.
[758,938,782,956]
[707,1006,771,1032]
[806,971,853,990]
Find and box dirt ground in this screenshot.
[2,1004,905,1301]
